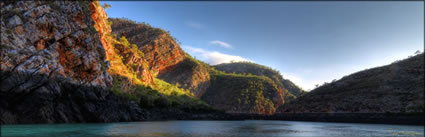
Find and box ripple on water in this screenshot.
[1,121,424,137]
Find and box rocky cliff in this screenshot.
[279,53,424,113]
[91,2,154,92]
[109,18,211,97]
[214,62,304,101]
[0,1,219,124]
[86,2,211,111]
[1,1,111,87]
[109,18,185,75]
[0,1,144,124]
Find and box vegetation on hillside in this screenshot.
[93,2,212,111]
[202,71,283,115]
[108,17,186,77]
[279,53,424,113]
[110,34,212,111]
[155,52,213,97]
[214,61,303,102]
[108,18,179,46]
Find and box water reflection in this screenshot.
[2,120,424,137]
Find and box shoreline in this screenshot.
[115,111,425,126]
[2,112,423,126]
[229,113,424,125]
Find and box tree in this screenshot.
[415,50,421,55]
[102,3,111,9]
[154,95,172,108]
[119,36,130,47]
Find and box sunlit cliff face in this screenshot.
[90,1,154,86]
[1,1,112,87]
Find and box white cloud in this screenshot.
[185,21,203,29]
[280,72,309,91]
[183,46,252,65]
[209,40,233,49]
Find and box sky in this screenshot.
[101,1,424,91]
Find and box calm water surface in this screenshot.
[1,120,424,137]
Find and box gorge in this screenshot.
[0,0,423,126]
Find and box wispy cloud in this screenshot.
[185,21,203,29]
[182,46,252,65]
[209,40,233,49]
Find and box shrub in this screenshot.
[102,3,111,9]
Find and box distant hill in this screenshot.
[278,53,424,113]
[201,69,284,115]
[214,62,305,102]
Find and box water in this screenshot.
[1,120,423,137]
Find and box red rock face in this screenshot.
[1,1,112,87]
[113,43,154,84]
[90,2,113,59]
[109,19,214,97]
[139,34,186,75]
[89,1,154,85]
[109,18,186,76]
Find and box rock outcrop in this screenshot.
[1,1,111,87]
[279,53,424,113]
[110,18,210,97]
[91,4,154,86]
[109,18,185,75]
[88,4,211,113]
[0,1,144,124]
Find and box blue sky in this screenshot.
[101,1,424,90]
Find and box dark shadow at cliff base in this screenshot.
[0,71,145,124]
[0,71,226,124]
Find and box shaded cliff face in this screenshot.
[109,18,210,97]
[201,72,284,115]
[0,1,144,124]
[157,55,211,97]
[214,62,304,101]
[279,54,424,113]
